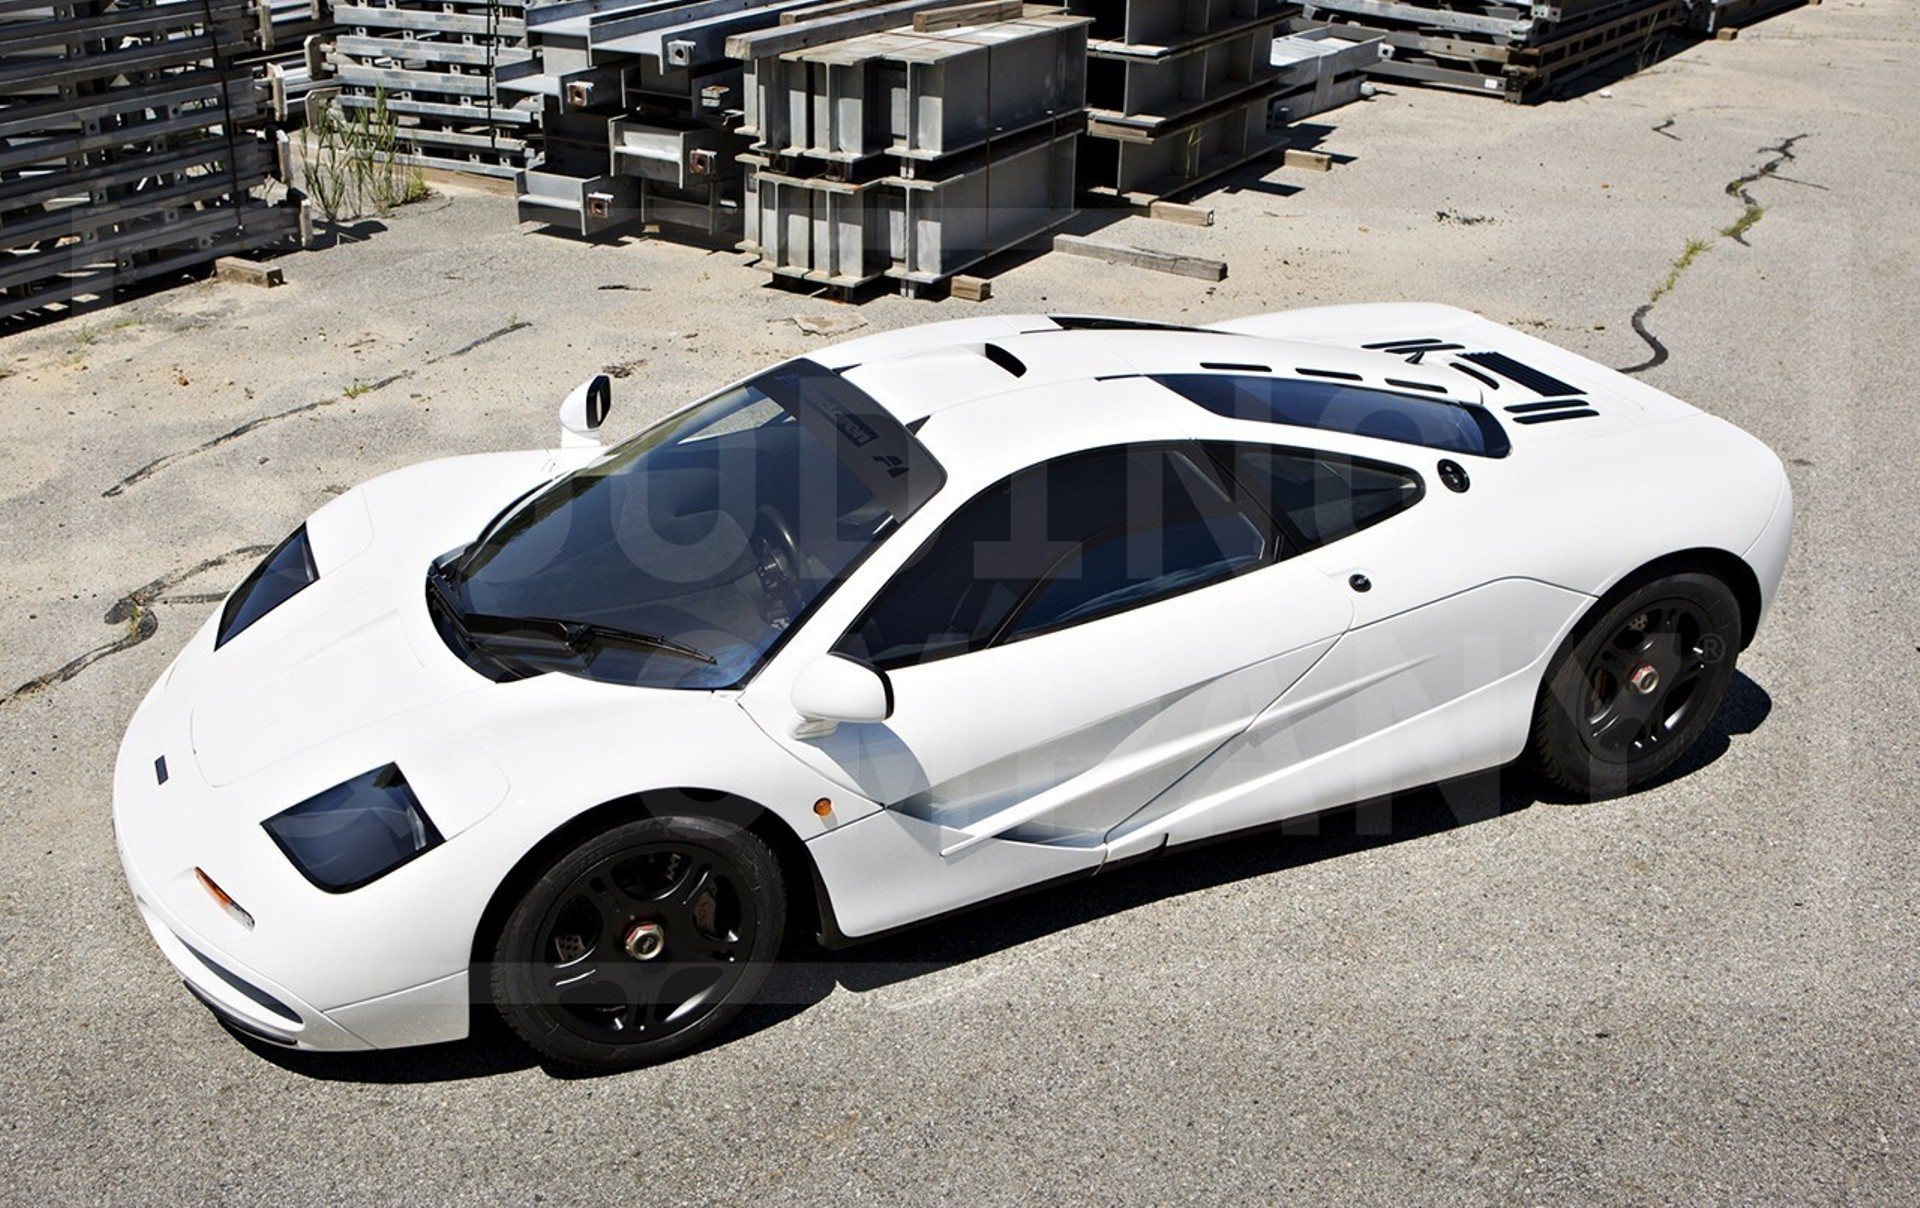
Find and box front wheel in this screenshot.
[1528,571,1742,800]
[490,814,786,1071]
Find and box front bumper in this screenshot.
[112,638,476,1053]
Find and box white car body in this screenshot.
[114,303,1793,1052]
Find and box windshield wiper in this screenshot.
[427,564,715,668]
[462,609,716,667]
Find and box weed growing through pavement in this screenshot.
[301,89,431,223]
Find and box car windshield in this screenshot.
[435,360,944,690]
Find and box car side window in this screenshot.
[835,445,1269,669]
[1215,443,1423,549]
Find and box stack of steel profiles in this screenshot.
[500,0,822,241]
[328,0,533,176]
[1071,0,1294,203]
[263,0,332,47]
[1266,23,1380,122]
[2,0,305,322]
[247,0,338,124]
[1685,0,1804,33]
[740,9,1087,166]
[734,5,1087,294]
[1297,0,1682,102]
[742,118,1078,291]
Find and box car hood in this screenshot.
[180,449,570,793]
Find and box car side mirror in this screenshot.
[558,374,611,448]
[790,654,892,738]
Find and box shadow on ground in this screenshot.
[239,672,1770,1084]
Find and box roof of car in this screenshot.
[825,316,1482,432]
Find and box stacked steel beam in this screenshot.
[735,2,1088,293]
[328,0,532,176]
[241,0,340,124]
[1684,0,1803,33]
[1296,0,1681,101]
[1267,23,1381,123]
[1071,0,1293,204]
[499,0,804,241]
[2,0,305,322]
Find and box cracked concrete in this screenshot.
[1,0,1916,1201]
[0,544,270,706]
[1620,131,1813,374]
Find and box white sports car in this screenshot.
[114,304,1793,1069]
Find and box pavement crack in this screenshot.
[100,320,534,498]
[1620,303,1669,375]
[0,544,270,708]
[440,320,531,360]
[1721,133,1807,247]
[102,397,337,497]
[1618,133,1810,375]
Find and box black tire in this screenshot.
[490,814,785,1071]
[1528,571,1742,800]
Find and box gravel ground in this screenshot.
[2,1,1915,1200]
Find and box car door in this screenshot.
[1105,440,1589,858]
[740,441,1353,931]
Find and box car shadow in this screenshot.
[245,672,1770,1083]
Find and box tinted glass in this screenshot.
[1222,445,1422,547]
[445,360,942,689]
[217,525,317,648]
[1010,512,1264,638]
[837,445,1266,669]
[261,765,442,893]
[1157,373,1509,457]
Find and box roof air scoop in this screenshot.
[980,343,1027,378]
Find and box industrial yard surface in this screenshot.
[2,0,1915,1199]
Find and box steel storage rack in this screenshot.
[1071,0,1295,203]
[327,0,533,176]
[2,0,306,322]
[498,0,821,241]
[735,5,1086,295]
[1267,23,1380,122]
[1297,0,1683,102]
[1684,0,1805,33]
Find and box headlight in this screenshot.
[216,526,317,648]
[261,765,443,892]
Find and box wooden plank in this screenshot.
[950,274,991,301]
[727,0,957,58]
[1052,234,1226,281]
[1146,200,1215,227]
[215,257,285,288]
[1283,147,1333,172]
[912,0,1021,31]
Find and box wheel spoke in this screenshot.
[525,837,761,1049]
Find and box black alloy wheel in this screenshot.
[1530,571,1742,799]
[1579,598,1719,762]
[492,814,785,1071]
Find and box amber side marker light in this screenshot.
[813,798,833,817]
[195,867,255,930]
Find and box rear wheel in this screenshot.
[1529,572,1741,799]
[490,814,785,1071]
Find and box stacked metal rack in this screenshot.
[498,0,808,241]
[1267,23,1381,123]
[1297,0,1682,102]
[1070,0,1293,204]
[327,0,533,176]
[1685,0,1804,33]
[248,0,339,124]
[736,3,1088,294]
[2,0,305,322]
